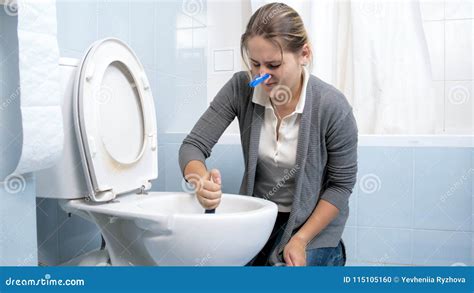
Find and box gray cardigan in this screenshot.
[179,71,358,264]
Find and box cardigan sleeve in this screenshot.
[319,108,358,211]
[178,73,243,175]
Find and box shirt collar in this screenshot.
[252,66,309,114]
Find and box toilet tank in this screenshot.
[35,57,89,200]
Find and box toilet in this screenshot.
[36,38,277,266]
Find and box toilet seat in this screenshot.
[73,38,158,202]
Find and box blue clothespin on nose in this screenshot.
[248,73,271,87]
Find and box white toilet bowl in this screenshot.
[36,38,278,266]
[62,192,277,266]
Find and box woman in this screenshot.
[178,2,358,266]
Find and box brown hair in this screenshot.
[240,3,312,77]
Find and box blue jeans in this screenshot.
[305,240,346,266]
[248,212,347,266]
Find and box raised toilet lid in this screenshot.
[74,38,158,202]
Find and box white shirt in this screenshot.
[252,67,309,212]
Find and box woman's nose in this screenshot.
[258,68,271,79]
[263,75,272,84]
[259,71,272,84]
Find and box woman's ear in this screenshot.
[300,43,310,66]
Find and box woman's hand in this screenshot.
[283,235,308,266]
[188,169,222,210]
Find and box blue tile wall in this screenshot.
[56,0,97,58]
[357,147,414,229]
[414,148,471,232]
[412,230,472,266]
[98,1,130,43]
[0,174,38,266]
[346,146,472,266]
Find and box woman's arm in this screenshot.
[179,73,243,175]
[284,199,339,266]
[292,199,339,245]
[184,160,208,179]
[179,73,248,209]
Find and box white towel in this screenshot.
[7,0,64,175]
